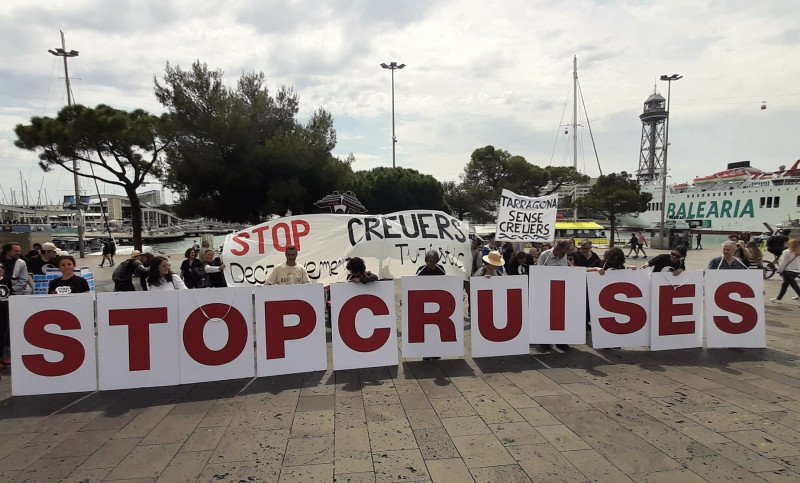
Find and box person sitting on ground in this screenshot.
[572,239,601,268]
[707,241,749,270]
[203,249,228,287]
[266,244,310,285]
[473,250,505,277]
[416,250,447,276]
[770,238,800,303]
[346,257,378,283]
[146,256,187,291]
[640,246,687,275]
[48,255,90,294]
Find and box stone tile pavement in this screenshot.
[0,248,798,482]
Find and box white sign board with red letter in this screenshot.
[401,276,465,359]
[704,270,765,348]
[330,280,397,370]
[96,291,180,391]
[470,275,529,358]
[255,283,327,377]
[10,293,97,396]
[179,287,255,383]
[649,271,704,351]
[587,270,652,348]
[528,266,587,345]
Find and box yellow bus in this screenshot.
[554,221,609,247]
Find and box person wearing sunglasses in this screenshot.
[639,246,687,275]
[572,239,600,267]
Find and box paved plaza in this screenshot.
[0,248,799,482]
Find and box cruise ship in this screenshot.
[618,159,800,234]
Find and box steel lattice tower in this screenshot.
[637,91,668,182]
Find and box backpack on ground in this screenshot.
[112,260,131,284]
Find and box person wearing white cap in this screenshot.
[26,242,60,289]
[473,250,505,277]
[113,251,147,292]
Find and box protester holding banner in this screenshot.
[537,241,571,267]
[572,240,600,268]
[48,255,90,295]
[203,249,228,287]
[707,241,749,270]
[146,257,187,291]
[346,257,378,283]
[416,251,447,276]
[474,251,504,277]
[266,245,310,285]
[640,246,687,274]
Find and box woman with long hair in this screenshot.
[147,256,187,291]
[587,247,628,274]
[771,239,800,303]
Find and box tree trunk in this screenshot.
[126,186,144,251]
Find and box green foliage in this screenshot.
[575,171,652,246]
[347,167,447,214]
[155,61,352,223]
[14,104,167,250]
[444,145,589,223]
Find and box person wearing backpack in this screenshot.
[113,251,147,292]
[767,229,790,260]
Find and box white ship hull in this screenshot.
[619,179,800,234]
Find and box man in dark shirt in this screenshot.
[572,240,600,268]
[641,246,687,273]
[27,242,59,278]
[203,249,228,287]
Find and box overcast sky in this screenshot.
[2,0,799,207]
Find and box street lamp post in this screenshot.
[658,73,682,249]
[49,30,86,258]
[380,61,405,168]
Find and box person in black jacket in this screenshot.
[416,251,447,276]
[572,239,601,268]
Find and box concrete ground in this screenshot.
[0,247,799,482]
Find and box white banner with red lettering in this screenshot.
[8,270,767,396]
[255,284,327,377]
[469,275,530,358]
[222,211,471,287]
[649,271,704,351]
[587,269,652,349]
[10,293,97,396]
[704,270,765,348]
[528,267,587,345]
[401,276,465,359]
[330,280,398,371]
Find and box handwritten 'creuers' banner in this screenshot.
[495,189,558,242]
[222,211,471,286]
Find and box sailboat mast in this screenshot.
[573,55,578,171]
[50,30,85,257]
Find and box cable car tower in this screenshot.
[636,89,668,182]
